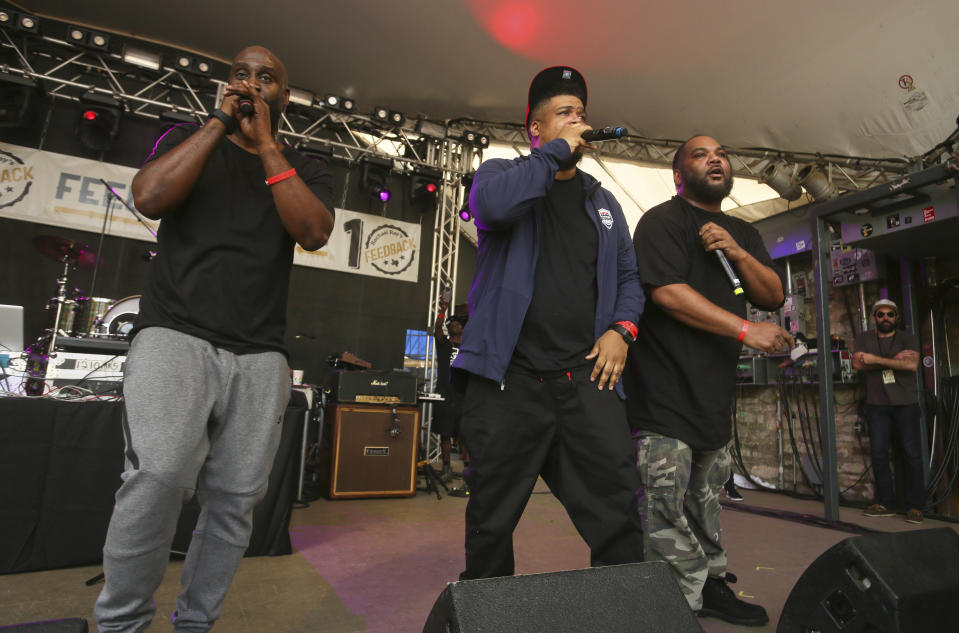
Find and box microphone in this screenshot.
[715,249,744,295]
[581,126,628,142]
[237,98,254,114]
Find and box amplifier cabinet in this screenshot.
[324,404,420,499]
[330,370,418,405]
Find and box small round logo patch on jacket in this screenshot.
[598,208,613,229]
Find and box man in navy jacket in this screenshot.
[451,66,645,579]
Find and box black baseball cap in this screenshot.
[525,66,588,136]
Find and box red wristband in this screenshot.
[737,320,749,342]
[615,320,638,340]
[265,168,296,186]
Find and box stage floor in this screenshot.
[2,474,956,633]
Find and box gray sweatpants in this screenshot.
[95,327,290,633]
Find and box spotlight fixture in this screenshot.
[158,108,199,125]
[67,25,110,51]
[372,106,406,127]
[759,162,803,201]
[76,92,122,151]
[172,54,213,77]
[797,163,839,201]
[288,87,314,109]
[361,156,393,204]
[15,12,38,33]
[458,172,475,222]
[0,72,39,127]
[297,140,334,164]
[461,130,490,148]
[416,118,447,140]
[122,44,162,72]
[0,11,12,27]
[321,94,355,113]
[410,167,442,207]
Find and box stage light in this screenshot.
[361,156,393,205]
[416,118,447,140]
[0,73,39,128]
[321,94,355,113]
[0,11,12,27]
[16,13,38,32]
[288,87,314,109]
[297,140,333,164]
[172,54,213,77]
[76,92,122,151]
[797,163,839,201]
[759,162,803,201]
[67,26,110,51]
[458,172,475,222]
[122,45,162,72]
[159,108,199,125]
[411,167,442,208]
[459,206,472,222]
[461,129,489,148]
[372,106,389,122]
[389,110,405,126]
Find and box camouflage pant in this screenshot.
[634,431,730,610]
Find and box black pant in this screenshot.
[459,366,644,579]
[866,403,925,511]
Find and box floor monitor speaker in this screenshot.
[422,562,702,633]
[778,527,959,633]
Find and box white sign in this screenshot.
[0,142,421,282]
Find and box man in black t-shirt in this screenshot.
[94,46,334,633]
[852,299,924,523]
[452,66,645,580]
[432,299,469,483]
[624,135,791,626]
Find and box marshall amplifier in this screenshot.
[330,370,418,405]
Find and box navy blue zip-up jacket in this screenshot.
[451,137,645,398]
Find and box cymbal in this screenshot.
[32,235,104,270]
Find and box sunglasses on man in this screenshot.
[875,310,897,318]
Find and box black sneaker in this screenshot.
[697,572,769,626]
[724,479,744,502]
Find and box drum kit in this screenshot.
[33,235,141,356]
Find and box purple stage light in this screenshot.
[459,207,472,222]
[378,188,391,203]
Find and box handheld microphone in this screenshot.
[237,98,254,115]
[581,126,628,142]
[715,249,744,295]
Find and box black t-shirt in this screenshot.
[512,172,598,371]
[624,195,783,450]
[853,329,919,405]
[435,337,460,397]
[132,123,334,356]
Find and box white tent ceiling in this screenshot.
[16,0,959,161]
[12,0,959,231]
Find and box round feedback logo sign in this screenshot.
[365,224,416,275]
[0,148,34,209]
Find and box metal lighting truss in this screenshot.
[447,120,925,195]
[0,28,480,437]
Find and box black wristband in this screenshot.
[610,323,636,344]
[209,108,234,134]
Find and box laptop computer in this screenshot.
[0,305,24,352]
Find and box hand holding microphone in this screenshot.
[699,222,747,296]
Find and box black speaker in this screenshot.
[422,562,703,633]
[0,619,88,632]
[778,528,959,633]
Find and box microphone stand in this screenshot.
[99,179,158,240]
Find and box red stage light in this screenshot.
[426,183,437,193]
[83,110,98,121]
